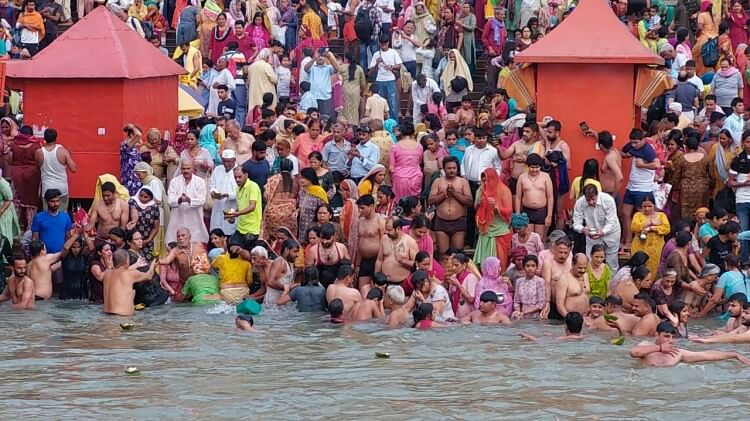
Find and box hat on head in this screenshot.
[668,102,682,113]
[222,149,236,159]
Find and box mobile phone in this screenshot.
[579,121,590,133]
[318,47,327,55]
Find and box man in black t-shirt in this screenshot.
[704,221,740,270]
[216,84,237,121]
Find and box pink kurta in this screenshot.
[166,175,209,244]
[389,142,424,202]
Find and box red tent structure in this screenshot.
[514,0,665,197]
[5,6,185,198]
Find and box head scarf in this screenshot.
[440,49,474,92]
[199,124,220,165]
[340,179,360,261]
[228,0,245,22]
[475,168,512,234]
[93,174,130,202]
[358,164,387,196]
[474,256,513,313]
[133,187,157,210]
[0,117,18,142]
[134,161,170,226]
[509,245,528,261]
[415,122,428,133]
[384,118,398,143]
[305,184,329,204]
[700,0,712,12]
[511,212,529,229]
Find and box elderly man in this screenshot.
[572,184,621,270]
[222,119,254,165]
[104,249,157,316]
[159,227,211,300]
[209,149,239,234]
[167,160,208,244]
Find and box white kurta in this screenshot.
[208,164,239,235]
[166,175,209,244]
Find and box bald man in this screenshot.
[166,160,209,244]
[555,253,591,318]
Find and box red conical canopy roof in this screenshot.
[7,6,185,79]
[514,0,663,65]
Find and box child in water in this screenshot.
[235,315,255,332]
[413,303,446,329]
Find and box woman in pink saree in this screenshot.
[248,12,271,50]
[474,256,513,317]
[728,0,748,51]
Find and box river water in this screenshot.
[1,301,749,420]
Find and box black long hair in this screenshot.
[346,52,357,82]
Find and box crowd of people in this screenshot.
[6,0,750,367]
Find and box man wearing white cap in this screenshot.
[208,149,239,235]
[668,102,692,130]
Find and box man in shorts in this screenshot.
[620,128,660,252]
[428,156,473,254]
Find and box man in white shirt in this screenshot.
[208,149,239,235]
[698,94,725,118]
[572,185,621,270]
[16,0,44,56]
[685,60,704,93]
[208,57,236,116]
[722,97,745,147]
[375,0,394,36]
[411,73,439,124]
[460,127,501,247]
[370,33,401,121]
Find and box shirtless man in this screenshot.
[428,156,473,254]
[541,236,572,319]
[306,223,350,289]
[690,302,750,344]
[609,292,660,336]
[86,181,128,241]
[584,296,618,331]
[515,153,554,242]
[538,120,571,229]
[27,239,66,300]
[376,216,419,287]
[222,119,255,165]
[500,122,540,197]
[555,253,591,318]
[630,321,750,367]
[353,288,385,321]
[461,291,512,325]
[356,195,385,296]
[103,249,157,316]
[596,131,624,203]
[326,264,362,319]
[0,256,36,309]
[603,295,640,333]
[520,312,585,341]
[158,228,207,301]
[385,286,411,327]
[613,266,654,313]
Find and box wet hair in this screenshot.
[634,292,656,312]
[29,240,46,257]
[411,214,430,230]
[388,215,403,230]
[526,153,544,167]
[589,296,605,306]
[305,226,321,243]
[719,221,740,234]
[597,131,614,149]
[656,320,678,335]
[113,249,130,268]
[387,285,406,304]
[43,128,57,143]
[366,287,383,300]
[280,238,300,255]
[373,272,388,286]
[356,195,375,206]
[412,302,434,327]
[236,314,254,326]
[109,227,127,241]
[319,223,336,240]
[411,270,429,291]
[101,181,116,194]
[631,265,651,283]
[337,264,354,280]
[565,311,583,334]
[729,292,748,304]
[605,295,623,307]
[627,251,650,268]
[414,251,430,267]
[674,231,692,247]
[329,298,344,317]
[442,156,461,175]
[303,266,320,286]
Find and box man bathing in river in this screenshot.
[520,312,585,341]
[376,216,418,287]
[461,291,512,325]
[326,264,362,319]
[0,256,36,309]
[356,195,385,296]
[630,321,750,367]
[103,249,157,316]
[28,239,66,300]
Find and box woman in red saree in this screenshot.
[728,0,748,51]
[473,168,512,270]
[10,128,41,224]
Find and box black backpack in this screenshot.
[355,6,374,41]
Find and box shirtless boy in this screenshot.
[515,153,554,242]
[500,121,540,196]
[326,264,362,319]
[103,249,157,316]
[28,239,65,300]
[630,321,750,367]
[585,296,618,332]
[456,96,476,127]
[520,311,586,341]
[356,195,385,296]
[461,291,512,325]
[0,256,36,309]
[86,181,129,241]
[555,253,591,318]
[353,288,385,321]
[376,216,419,286]
[428,156,473,254]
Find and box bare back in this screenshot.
[103,268,142,316]
[600,149,622,193]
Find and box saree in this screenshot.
[199,0,223,57]
[339,179,360,262]
[474,168,512,270]
[0,117,17,180]
[199,124,221,165]
[261,174,298,242]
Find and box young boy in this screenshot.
[353,287,385,321]
[519,311,586,341]
[456,95,476,126]
[329,298,347,324]
[584,296,618,331]
[235,314,256,332]
[365,84,389,121]
[276,55,293,99]
[299,81,318,115]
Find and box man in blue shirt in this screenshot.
[303,49,341,122]
[349,126,380,183]
[31,188,72,254]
